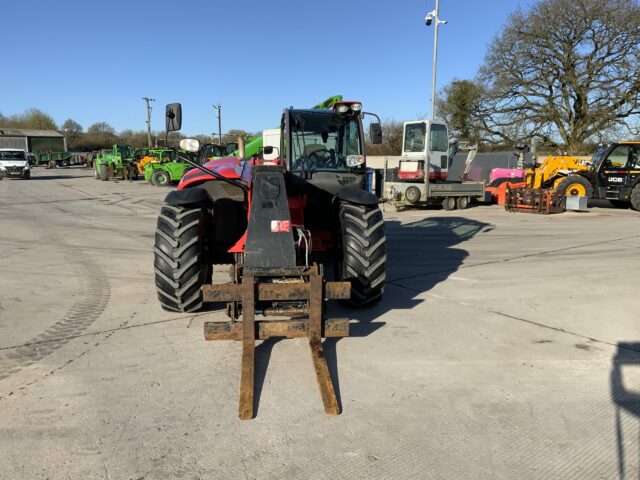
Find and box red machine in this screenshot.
[153,101,386,418]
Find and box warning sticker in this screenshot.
[270,220,291,232]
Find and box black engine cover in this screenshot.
[244,167,296,269]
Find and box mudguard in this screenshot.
[335,186,379,206]
[164,187,209,206]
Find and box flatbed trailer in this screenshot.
[384,174,486,210]
[382,120,487,210]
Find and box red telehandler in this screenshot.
[153,100,386,418]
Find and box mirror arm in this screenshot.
[177,155,248,193]
[363,111,381,123]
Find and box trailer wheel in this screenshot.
[609,200,630,209]
[557,175,592,198]
[152,169,171,187]
[405,186,421,204]
[154,205,210,312]
[99,164,109,181]
[339,202,386,306]
[630,185,640,211]
[456,197,469,209]
[442,197,457,211]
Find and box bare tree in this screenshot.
[87,122,115,135]
[61,119,83,148]
[479,0,640,152]
[365,120,404,156]
[62,118,83,134]
[0,108,57,130]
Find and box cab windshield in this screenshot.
[590,146,608,169]
[117,145,132,158]
[0,151,27,160]
[290,111,362,172]
[404,123,426,153]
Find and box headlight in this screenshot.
[346,155,365,167]
[350,103,362,112]
[336,104,349,113]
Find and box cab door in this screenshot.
[427,122,449,181]
[599,144,631,199]
[625,146,640,191]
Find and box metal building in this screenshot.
[0,128,67,153]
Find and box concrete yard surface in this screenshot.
[1,167,640,479]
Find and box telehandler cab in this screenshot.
[153,99,386,418]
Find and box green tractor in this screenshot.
[143,149,192,186]
[94,144,138,181]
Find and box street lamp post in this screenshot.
[425,0,447,120]
[213,104,222,145]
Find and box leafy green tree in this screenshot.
[436,80,484,142]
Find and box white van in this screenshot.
[0,149,31,179]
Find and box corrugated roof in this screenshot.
[0,128,64,138]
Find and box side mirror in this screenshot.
[166,103,182,132]
[179,138,200,153]
[370,122,383,144]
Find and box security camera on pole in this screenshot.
[425,0,447,119]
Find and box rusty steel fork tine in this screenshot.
[239,275,256,420]
[308,273,340,416]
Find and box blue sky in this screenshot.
[2,0,534,135]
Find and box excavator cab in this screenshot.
[397,120,450,182]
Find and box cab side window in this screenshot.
[429,124,449,152]
[605,146,630,168]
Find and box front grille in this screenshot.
[6,166,25,175]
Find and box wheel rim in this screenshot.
[566,183,586,196]
[405,186,420,203]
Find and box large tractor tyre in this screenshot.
[154,205,209,312]
[609,200,630,209]
[94,168,100,180]
[339,202,386,307]
[557,175,592,199]
[631,185,640,211]
[99,164,109,181]
[152,169,171,187]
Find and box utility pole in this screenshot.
[425,1,447,119]
[213,103,222,145]
[142,97,155,148]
